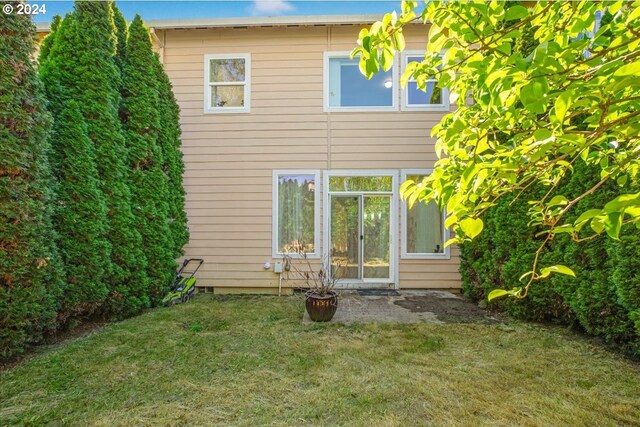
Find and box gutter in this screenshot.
[36,14,419,33]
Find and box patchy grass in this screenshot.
[1,295,639,426]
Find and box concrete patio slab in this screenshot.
[302,290,497,324]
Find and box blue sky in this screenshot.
[32,1,400,23]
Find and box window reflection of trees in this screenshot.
[278,175,315,253]
[406,175,444,254]
[328,176,392,192]
[210,59,245,82]
[210,59,246,108]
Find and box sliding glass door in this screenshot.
[329,193,391,281]
[362,196,391,279]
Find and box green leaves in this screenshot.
[539,265,575,279]
[614,61,640,77]
[572,193,640,239]
[356,0,640,300]
[488,287,524,301]
[554,91,571,123]
[393,30,406,52]
[504,5,528,21]
[520,78,549,114]
[487,289,510,301]
[604,212,623,239]
[460,217,484,239]
[547,195,568,207]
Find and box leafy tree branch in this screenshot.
[354,0,640,300]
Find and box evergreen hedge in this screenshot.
[153,53,189,258]
[40,2,151,318]
[0,5,65,359]
[111,3,127,75]
[121,16,175,302]
[2,1,189,359]
[49,101,111,319]
[460,162,640,356]
[37,14,61,65]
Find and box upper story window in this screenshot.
[324,52,398,112]
[204,54,251,113]
[402,51,449,111]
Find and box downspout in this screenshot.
[149,27,165,63]
[326,25,332,171]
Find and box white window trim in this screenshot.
[204,53,251,114]
[323,169,399,288]
[401,51,450,112]
[400,169,451,259]
[323,51,399,113]
[272,170,321,259]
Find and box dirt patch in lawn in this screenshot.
[1,320,107,370]
[393,294,497,323]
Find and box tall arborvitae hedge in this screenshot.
[153,53,189,258]
[40,2,150,317]
[38,14,61,65]
[460,164,640,356]
[49,101,111,320]
[606,179,640,353]
[111,2,127,75]
[121,16,175,302]
[0,4,65,359]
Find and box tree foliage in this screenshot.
[460,164,640,355]
[355,0,640,298]
[0,4,65,359]
[2,1,189,358]
[121,16,175,302]
[153,53,190,259]
[49,101,111,320]
[40,1,150,316]
[38,14,61,65]
[111,2,127,75]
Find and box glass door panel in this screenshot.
[330,196,360,279]
[363,196,391,279]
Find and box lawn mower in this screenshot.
[162,258,204,306]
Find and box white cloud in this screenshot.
[250,0,294,15]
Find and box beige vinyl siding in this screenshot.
[160,23,461,291]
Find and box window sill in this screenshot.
[402,105,450,112]
[401,253,451,260]
[204,108,250,114]
[324,106,398,113]
[272,253,321,260]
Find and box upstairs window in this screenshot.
[205,54,250,113]
[402,52,449,111]
[324,52,397,112]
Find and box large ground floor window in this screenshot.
[272,170,320,258]
[400,169,449,259]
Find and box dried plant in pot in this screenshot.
[282,245,343,322]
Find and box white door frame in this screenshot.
[323,170,399,289]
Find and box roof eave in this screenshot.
[36,14,425,33]
[144,14,384,30]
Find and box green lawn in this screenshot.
[1,295,639,426]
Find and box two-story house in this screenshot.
[39,15,461,294]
